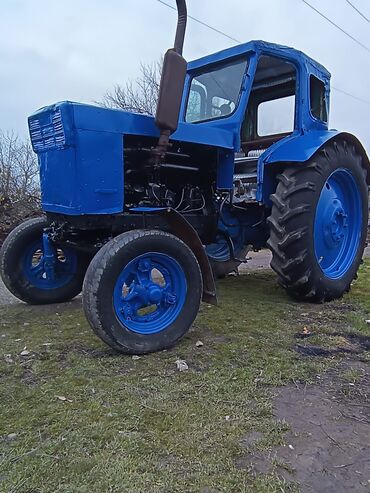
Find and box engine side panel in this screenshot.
[29,103,124,214]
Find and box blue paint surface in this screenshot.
[113,252,187,335]
[130,207,167,212]
[30,102,123,214]
[314,169,362,279]
[22,238,77,289]
[258,131,370,202]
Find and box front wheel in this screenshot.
[0,217,90,304]
[267,139,368,302]
[82,230,203,354]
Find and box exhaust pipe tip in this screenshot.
[174,0,187,55]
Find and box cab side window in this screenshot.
[310,76,328,122]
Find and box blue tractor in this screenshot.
[1,1,369,354]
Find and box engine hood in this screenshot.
[29,101,234,151]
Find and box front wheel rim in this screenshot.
[113,252,187,335]
[22,240,78,289]
[314,168,363,280]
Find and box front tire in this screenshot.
[267,139,368,302]
[0,217,90,304]
[82,229,202,354]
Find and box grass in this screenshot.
[0,261,370,493]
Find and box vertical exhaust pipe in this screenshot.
[174,0,187,55]
[153,0,188,162]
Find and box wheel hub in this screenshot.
[114,253,187,335]
[148,285,163,303]
[323,200,348,247]
[22,236,77,290]
[314,168,363,279]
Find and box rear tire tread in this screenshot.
[267,139,368,302]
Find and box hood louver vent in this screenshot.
[29,109,66,153]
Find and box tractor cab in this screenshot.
[176,41,332,203]
[183,41,330,142]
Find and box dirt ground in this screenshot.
[0,276,17,305]
[238,359,370,492]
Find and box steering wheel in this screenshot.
[219,103,232,116]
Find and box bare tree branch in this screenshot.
[0,131,39,201]
[0,131,40,243]
[100,59,162,116]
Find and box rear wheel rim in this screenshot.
[314,168,362,279]
[22,240,77,289]
[113,252,187,335]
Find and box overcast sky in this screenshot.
[1,0,369,150]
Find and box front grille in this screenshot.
[29,109,66,153]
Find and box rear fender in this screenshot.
[130,207,217,305]
[259,131,370,203]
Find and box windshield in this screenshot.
[185,58,248,123]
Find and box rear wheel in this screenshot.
[82,229,202,354]
[0,217,90,304]
[267,139,368,302]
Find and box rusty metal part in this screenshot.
[159,208,217,305]
[174,0,187,56]
[153,0,188,167]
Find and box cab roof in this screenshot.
[187,40,331,80]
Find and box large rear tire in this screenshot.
[0,217,90,304]
[267,139,368,302]
[82,229,202,354]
